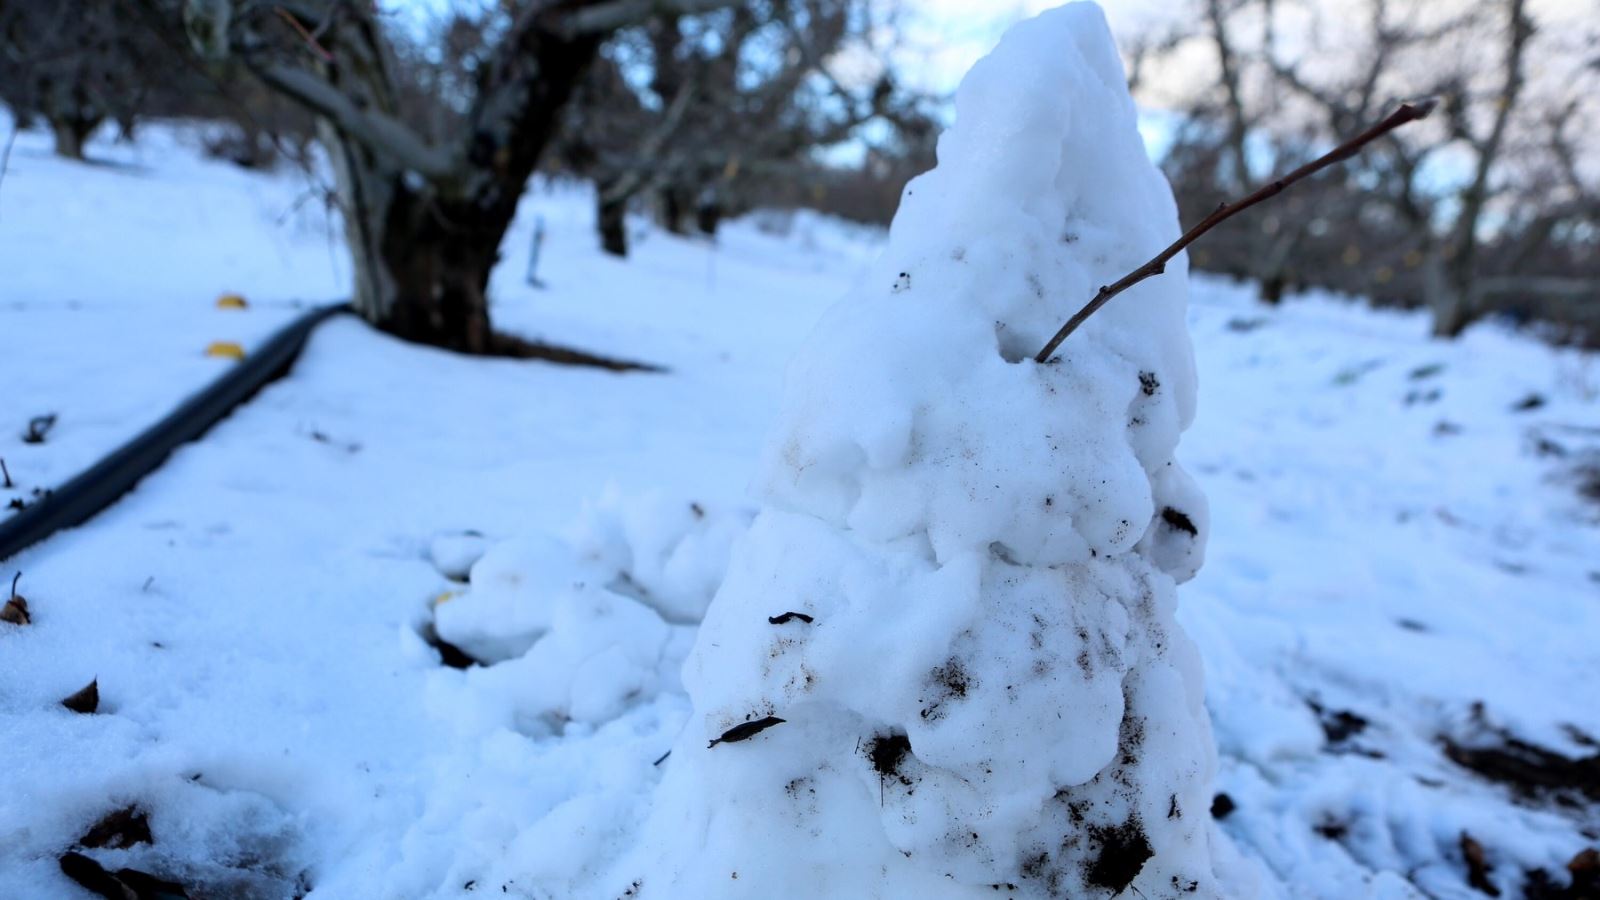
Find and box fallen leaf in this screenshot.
[1,596,28,626]
[62,678,99,714]
[708,716,786,748]
[60,851,190,899]
[79,806,152,850]
[767,612,814,625]
[1461,832,1500,896]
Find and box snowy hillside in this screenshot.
[3,86,1599,900]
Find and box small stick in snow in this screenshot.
[1,457,12,488]
[23,413,58,444]
[708,716,786,748]
[767,612,814,625]
[1034,99,1437,363]
[0,116,16,221]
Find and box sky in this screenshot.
[888,0,1177,94]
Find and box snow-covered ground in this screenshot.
[2,109,1597,898]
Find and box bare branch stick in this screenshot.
[0,114,17,223]
[274,6,334,63]
[1033,99,1437,363]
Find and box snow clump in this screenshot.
[427,489,750,733]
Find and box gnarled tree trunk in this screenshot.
[303,10,602,352]
[185,0,733,354]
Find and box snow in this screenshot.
[0,125,341,496]
[2,8,1599,898]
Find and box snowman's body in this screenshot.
[619,4,1237,897]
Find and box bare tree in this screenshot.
[178,0,740,354]
[1425,0,1534,336]
[1141,0,1598,341]
[0,0,182,159]
[557,0,904,257]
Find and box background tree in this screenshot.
[175,0,740,355]
[555,0,921,257]
[1132,0,1600,343]
[0,0,189,160]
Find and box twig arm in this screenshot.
[1033,99,1437,363]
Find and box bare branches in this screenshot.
[598,73,700,204]
[1449,0,1531,238]
[181,0,451,178]
[1034,100,1436,363]
[1204,0,1252,191]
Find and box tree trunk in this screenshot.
[1259,275,1286,306]
[695,194,722,236]
[48,114,99,160]
[1431,291,1474,338]
[660,185,690,235]
[330,139,500,354]
[598,187,629,257]
[1425,255,1476,338]
[1256,228,1302,306]
[317,18,602,353]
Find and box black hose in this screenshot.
[0,303,351,563]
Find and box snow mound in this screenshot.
[428,490,750,731]
[619,4,1236,897]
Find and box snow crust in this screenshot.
[619,6,1228,896]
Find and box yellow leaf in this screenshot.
[215,293,249,310]
[205,341,246,360]
[432,590,460,607]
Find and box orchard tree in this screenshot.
[0,0,181,159]
[557,0,909,257]
[1137,0,1598,340]
[180,0,739,354]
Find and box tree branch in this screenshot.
[1205,0,1253,191]
[559,0,742,36]
[599,73,700,203]
[252,63,454,178]
[1033,99,1437,363]
[1441,0,1531,291]
[1476,276,1600,299]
